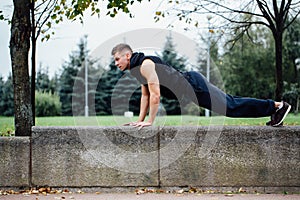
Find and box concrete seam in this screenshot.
[29,136,33,187]
[157,126,161,188]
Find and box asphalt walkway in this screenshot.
[1,193,299,200]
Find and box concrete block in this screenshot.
[30,125,300,191]
[31,126,159,187]
[159,126,300,188]
[0,137,30,187]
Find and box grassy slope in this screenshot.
[1,114,299,136]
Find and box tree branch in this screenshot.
[35,0,58,40]
[256,0,276,33]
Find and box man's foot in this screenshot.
[266,120,283,126]
[266,113,275,126]
[271,102,291,127]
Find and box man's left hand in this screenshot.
[132,121,152,130]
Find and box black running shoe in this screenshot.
[266,113,283,126]
[272,102,291,127]
[266,120,283,126]
[266,113,275,126]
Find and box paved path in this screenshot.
[1,193,299,200]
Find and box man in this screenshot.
[111,43,291,129]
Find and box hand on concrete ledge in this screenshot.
[123,121,152,130]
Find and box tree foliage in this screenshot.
[0,75,14,116]
[36,65,59,94]
[195,36,223,89]
[160,34,188,115]
[95,61,126,115]
[110,72,141,115]
[2,0,150,135]
[221,25,276,99]
[156,0,300,100]
[58,37,88,116]
[283,17,300,84]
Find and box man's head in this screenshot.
[111,43,133,71]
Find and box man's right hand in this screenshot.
[123,121,152,130]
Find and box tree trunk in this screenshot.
[10,0,33,136]
[274,32,283,101]
[31,0,36,125]
[273,12,285,102]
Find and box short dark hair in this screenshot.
[111,43,133,56]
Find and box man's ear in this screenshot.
[125,52,131,60]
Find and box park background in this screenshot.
[0,1,300,136]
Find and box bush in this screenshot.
[35,91,61,117]
[183,102,204,116]
[283,82,300,114]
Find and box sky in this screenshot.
[0,1,209,79]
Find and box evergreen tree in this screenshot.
[49,73,59,94]
[0,74,14,116]
[283,17,300,85]
[36,64,51,93]
[160,34,188,115]
[60,36,103,116]
[59,37,87,116]
[59,64,78,116]
[35,64,61,116]
[0,76,5,115]
[95,60,124,115]
[111,72,141,115]
[196,37,223,89]
[73,61,103,116]
[161,34,186,72]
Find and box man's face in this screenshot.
[113,51,131,71]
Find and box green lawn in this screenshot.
[1,114,299,136]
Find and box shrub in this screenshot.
[35,91,61,116]
[183,102,204,116]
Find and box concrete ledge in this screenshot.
[1,126,300,193]
[160,126,300,188]
[31,126,159,187]
[0,137,30,187]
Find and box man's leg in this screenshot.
[184,71,276,118]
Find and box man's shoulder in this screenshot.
[143,55,164,64]
[141,58,155,65]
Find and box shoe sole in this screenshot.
[272,104,291,127]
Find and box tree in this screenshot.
[10,0,33,136]
[72,37,104,116]
[29,0,101,122]
[159,34,188,115]
[3,0,147,136]
[110,72,141,115]
[283,17,300,84]
[282,18,300,112]
[156,0,300,101]
[36,64,51,92]
[0,74,14,116]
[3,74,15,116]
[221,24,276,99]
[59,37,86,116]
[0,76,4,115]
[195,36,223,89]
[95,60,124,115]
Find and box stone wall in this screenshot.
[0,126,299,193]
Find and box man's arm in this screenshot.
[137,84,150,122]
[133,59,160,129]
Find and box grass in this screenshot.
[0,114,299,136]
